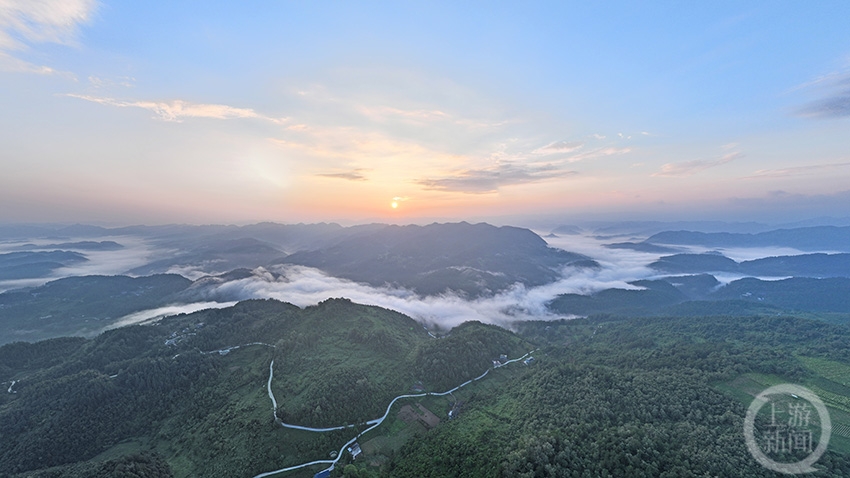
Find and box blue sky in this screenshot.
[2,1,849,225]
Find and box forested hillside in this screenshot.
[548,276,850,318]
[0,299,529,477]
[0,274,193,344]
[279,222,594,297]
[3,299,850,477]
[382,315,850,477]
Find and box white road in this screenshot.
[255,350,535,477]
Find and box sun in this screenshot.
[391,201,398,209]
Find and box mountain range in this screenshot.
[650,252,850,277]
[645,225,850,251]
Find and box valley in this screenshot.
[1,221,850,476]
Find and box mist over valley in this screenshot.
[3,220,850,346]
[3,219,850,477]
[4,2,850,475]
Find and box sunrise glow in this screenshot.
[1,2,849,225]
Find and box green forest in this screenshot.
[2,299,850,477]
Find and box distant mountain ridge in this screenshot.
[0,251,88,280]
[603,241,679,253]
[646,225,850,251]
[0,221,596,343]
[279,222,595,296]
[650,252,850,277]
[124,221,595,296]
[548,275,850,317]
[0,274,193,344]
[13,241,124,251]
[1,222,592,298]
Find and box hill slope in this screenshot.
[547,276,850,317]
[650,252,850,277]
[0,274,193,344]
[646,225,850,251]
[384,315,850,477]
[280,222,593,296]
[0,298,530,477]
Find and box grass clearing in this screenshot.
[799,356,850,388]
[717,355,850,458]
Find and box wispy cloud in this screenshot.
[742,161,850,179]
[530,136,631,163]
[569,146,632,163]
[65,94,287,123]
[654,151,740,177]
[268,129,440,169]
[0,0,96,49]
[0,51,69,76]
[798,93,850,118]
[356,104,509,131]
[360,105,450,122]
[794,71,850,119]
[417,162,577,194]
[0,0,96,75]
[316,170,368,181]
[533,140,584,155]
[88,75,135,89]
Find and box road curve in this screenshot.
[255,350,535,477]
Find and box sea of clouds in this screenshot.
[2,229,818,331]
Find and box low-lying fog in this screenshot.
[0,236,157,293]
[2,227,833,331]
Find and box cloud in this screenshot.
[186,228,793,331]
[654,151,740,177]
[0,0,96,74]
[65,94,286,123]
[348,92,508,130]
[568,146,632,162]
[360,105,451,123]
[530,133,634,163]
[794,72,850,119]
[742,161,850,180]
[189,262,654,330]
[0,50,76,78]
[12,228,843,332]
[0,0,96,49]
[798,93,850,118]
[88,75,135,89]
[268,124,442,168]
[316,170,368,181]
[0,234,155,292]
[533,141,584,155]
[104,301,238,331]
[416,162,577,193]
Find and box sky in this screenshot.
[2,1,850,226]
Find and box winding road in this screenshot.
[254,350,535,478]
